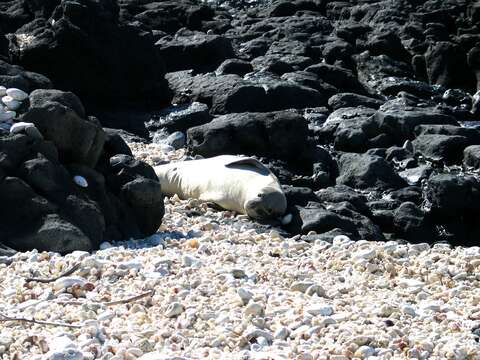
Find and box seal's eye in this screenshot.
[257,193,264,198]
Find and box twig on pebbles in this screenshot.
[0,313,82,328]
[104,290,155,306]
[25,262,81,283]
[55,290,155,307]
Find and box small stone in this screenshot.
[281,213,292,225]
[9,121,32,134]
[402,304,417,316]
[2,96,21,110]
[165,302,184,317]
[237,287,253,305]
[0,110,15,121]
[6,88,28,101]
[99,242,112,250]
[245,328,273,342]
[290,281,315,293]
[53,276,87,291]
[353,248,376,261]
[73,175,88,188]
[232,268,246,278]
[0,86,6,97]
[354,345,375,358]
[403,140,414,152]
[306,304,334,316]
[398,278,424,289]
[305,284,326,297]
[274,326,290,340]
[244,302,264,317]
[165,131,186,149]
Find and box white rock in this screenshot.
[165,302,184,317]
[0,86,6,97]
[274,327,291,341]
[45,336,83,360]
[306,304,334,316]
[2,96,21,110]
[9,121,43,139]
[53,276,87,291]
[237,287,253,305]
[99,242,112,250]
[281,213,292,225]
[9,121,32,134]
[45,348,84,360]
[305,284,326,297]
[290,281,315,293]
[245,328,273,342]
[353,248,376,261]
[0,110,15,121]
[97,310,115,321]
[333,235,351,244]
[402,304,417,316]
[73,175,88,188]
[398,278,424,289]
[6,88,28,101]
[244,302,264,317]
[354,345,375,358]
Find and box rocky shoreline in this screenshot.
[2,0,480,358]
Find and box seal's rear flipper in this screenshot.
[224,158,270,174]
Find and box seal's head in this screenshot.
[244,187,287,220]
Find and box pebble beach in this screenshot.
[1,144,480,360]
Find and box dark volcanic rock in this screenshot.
[166,71,326,114]
[146,102,211,134]
[155,30,235,72]
[29,89,86,118]
[286,204,359,237]
[216,59,253,76]
[0,60,52,92]
[0,88,165,253]
[8,0,170,105]
[22,102,106,167]
[425,41,475,92]
[187,111,314,167]
[336,153,406,190]
[374,100,458,144]
[393,202,435,243]
[412,134,469,164]
[328,93,383,110]
[426,174,477,219]
[464,145,480,169]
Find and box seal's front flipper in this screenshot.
[199,191,225,204]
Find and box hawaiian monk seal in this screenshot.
[154,155,287,220]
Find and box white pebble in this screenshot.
[53,276,87,291]
[73,175,88,188]
[244,302,264,317]
[0,86,6,97]
[402,304,417,317]
[355,345,375,358]
[165,302,184,317]
[290,281,314,293]
[281,213,292,225]
[274,327,290,340]
[2,96,21,110]
[6,88,28,101]
[354,248,376,261]
[0,110,15,121]
[237,287,253,305]
[306,304,334,316]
